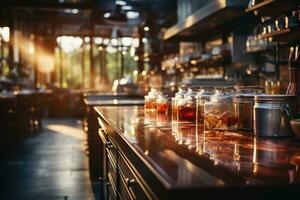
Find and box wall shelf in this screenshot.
[245,0,300,17]
[261,28,300,42]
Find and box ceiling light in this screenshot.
[115,0,126,6]
[144,26,149,31]
[126,11,139,19]
[103,12,111,18]
[122,5,132,10]
[64,9,79,14]
[71,9,79,14]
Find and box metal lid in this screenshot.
[235,94,256,98]
[234,94,255,103]
[254,95,296,102]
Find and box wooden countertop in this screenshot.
[95,106,300,190]
[84,99,144,106]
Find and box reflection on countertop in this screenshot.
[95,106,300,188]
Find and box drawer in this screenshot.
[107,151,117,186]
[119,175,134,200]
[118,152,150,200]
[99,129,107,144]
[107,173,117,200]
[106,137,117,164]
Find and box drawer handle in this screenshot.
[105,141,114,149]
[99,177,105,182]
[125,178,137,187]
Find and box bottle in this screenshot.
[286,45,300,116]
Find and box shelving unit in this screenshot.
[244,48,273,54]
[246,0,300,81]
[245,0,300,17]
[261,28,300,42]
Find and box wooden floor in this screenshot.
[0,119,100,200]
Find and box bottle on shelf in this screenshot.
[286,45,300,116]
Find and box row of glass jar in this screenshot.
[171,86,264,131]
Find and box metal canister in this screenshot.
[254,95,296,137]
[234,94,255,131]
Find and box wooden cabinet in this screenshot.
[98,118,155,200]
[95,106,300,200]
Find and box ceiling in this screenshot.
[0,0,177,37]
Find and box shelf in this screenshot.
[245,0,300,17]
[244,48,273,54]
[261,28,300,42]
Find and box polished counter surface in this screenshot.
[84,99,144,106]
[95,106,300,189]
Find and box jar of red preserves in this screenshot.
[178,88,197,123]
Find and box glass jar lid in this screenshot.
[156,94,168,103]
[210,89,235,103]
[196,87,214,100]
[184,88,197,100]
[148,88,162,97]
[254,95,296,103]
[175,87,187,99]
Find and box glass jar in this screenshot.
[144,88,162,111]
[156,94,169,113]
[178,88,197,122]
[196,87,214,125]
[172,87,187,121]
[204,88,238,131]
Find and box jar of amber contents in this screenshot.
[172,88,187,121]
[204,88,238,131]
[196,87,214,125]
[144,88,162,111]
[156,95,169,113]
[178,88,197,122]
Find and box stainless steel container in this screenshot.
[235,94,255,131]
[234,86,264,131]
[254,95,296,137]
